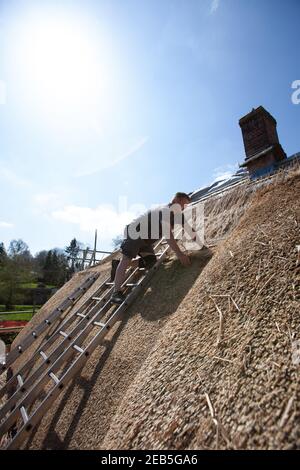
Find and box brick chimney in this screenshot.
[239,106,286,178]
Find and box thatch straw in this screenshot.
[2,167,299,450]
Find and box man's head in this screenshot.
[171,192,191,210]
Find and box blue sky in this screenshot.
[0,0,299,254]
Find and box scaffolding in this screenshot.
[73,230,114,270]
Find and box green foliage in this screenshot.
[0,243,35,310]
[0,237,81,312]
[42,249,69,285]
[0,242,7,264]
[0,332,18,345]
[65,238,83,273]
[8,239,31,260]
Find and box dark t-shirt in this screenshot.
[125,204,185,243]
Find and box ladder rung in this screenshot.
[1,260,169,449]
[49,372,60,385]
[92,296,103,301]
[93,321,105,328]
[59,330,68,338]
[20,406,29,424]
[39,351,48,361]
[17,374,24,387]
[138,268,146,271]
[0,258,175,448]
[126,283,139,287]
[2,274,99,373]
[105,282,114,286]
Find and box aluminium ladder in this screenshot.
[0,272,103,405]
[0,273,99,374]
[0,238,170,449]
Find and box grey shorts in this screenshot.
[120,238,157,269]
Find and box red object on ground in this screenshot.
[0,320,28,328]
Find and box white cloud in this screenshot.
[0,221,14,228]
[33,192,61,208]
[210,0,220,14]
[212,163,238,182]
[34,193,57,205]
[52,204,139,240]
[31,189,77,217]
[75,136,149,177]
[0,167,30,187]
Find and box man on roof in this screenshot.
[110,192,200,305]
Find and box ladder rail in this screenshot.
[0,300,110,437]
[0,242,163,404]
[6,244,169,449]
[0,238,169,447]
[0,263,149,437]
[0,248,154,433]
[0,273,126,420]
[0,274,114,412]
[1,274,99,375]
[44,280,104,340]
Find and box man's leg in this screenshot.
[113,255,131,292]
[138,243,157,271]
[110,238,151,305]
[110,256,131,305]
[111,255,139,304]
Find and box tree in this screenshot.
[65,238,82,274]
[34,250,48,281]
[42,249,69,286]
[0,240,70,310]
[112,235,123,249]
[8,239,31,259]
[0,254,35,310]
[54,249,69,286]
[43,250,54,284]
[8,239,33,275]
[0,242,7,265]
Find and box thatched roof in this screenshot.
[3,166,300,449]
[103,171,300,450]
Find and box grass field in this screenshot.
[0,312,34,321]
[0,305,41,320]
[19,282,56,289]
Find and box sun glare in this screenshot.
[11,11,111,117]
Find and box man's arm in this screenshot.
[164,228,191,267]
[182,220,203,247]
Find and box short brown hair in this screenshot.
[173,192,191,202]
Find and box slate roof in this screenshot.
[190,152,300,203]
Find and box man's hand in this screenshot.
[164,228,191,266]
[178,252,191,267]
